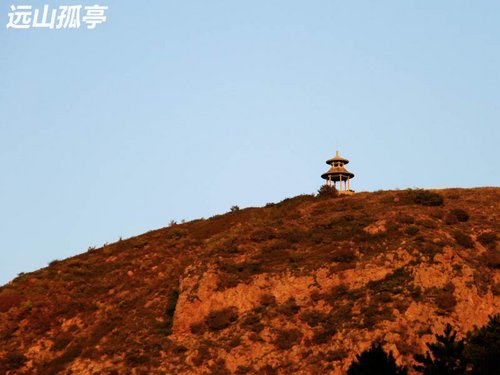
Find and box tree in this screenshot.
[465,314,500,375]
[413,323,467,375]
[347,342,408,375]
[317,184,338,198]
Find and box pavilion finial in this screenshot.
[336,150,339,157]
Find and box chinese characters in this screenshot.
[6,4,108,29]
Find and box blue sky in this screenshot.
[1,1,499,285]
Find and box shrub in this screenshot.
[2,352,27,370]
[445,209,470,224]
[258,364,278,375]
[125,351,150,366]
[205,307,238,331]
[230,205,240,212]
[431,283,457,314]
[317,184,338,198]
[236,365,252,374]
[217,261,262,290]
[420,242,443,259]
[311,315,338,344]
[492,282,500,296]
[166,228,188,240]
[250,228,277,242]
[450,208,470,222]
[329,303,354,327]
[407,190,444,207]
[173,345,188,354]
[477,232,497,248]
[483,250,500,269]
[444,214,458,225]
[325,349,348,361]
[192,345,212,366]
[348,343,408,375]
[44,342,84,373]
[324,284,350,305]
[259,293,277,308]
[417,219,437,229]
[405,225,419,235]
[312,214,373,244]
[273,328,303,349]
[52,334,72,352]
[276,297,300,316]
[453,231,474,248]
[331,248,358,263]
[0,289,22,313]
[367,267,412,295]
[300,310,328,327]
[240,314,264,333]
[190,322,206,335]
[397,214,415,224]
[311,327,335,344]
[361,304,394,327]
[209,359,231,375]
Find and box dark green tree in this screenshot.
[413,323,467,375]
[347,342,408,375]
[465,314,500,375]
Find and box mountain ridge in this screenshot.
[0,187,498,374]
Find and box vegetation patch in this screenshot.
[317,184,338,198]
[0,289,23,313]
[445,208,470,224]
[428,282,456,314]
[405,225,419,235]
[1,352,27,371]
[397,214,415,224]
[276,297,300,316]
[205,307,239,331]
[240,313,264,333]
[273,328,303,349]
[51,333,72,352]
[217,261,262,290]
[259,293,277,308]
[330,248,358,263]
[482,250,500,269]
[300,309,329,328]
[309,214,374,244]
[367,267,412,295]
[404,189,444,207]
[477,232,497,249]
[453,231,474,248]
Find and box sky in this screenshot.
[1,0,499,286]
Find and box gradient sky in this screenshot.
[1,0,499,286]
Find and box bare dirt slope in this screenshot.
[0,187,499,374]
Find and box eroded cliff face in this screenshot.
[0,188,498,374]
[171,238,498,374]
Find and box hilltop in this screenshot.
[0,187,499,374]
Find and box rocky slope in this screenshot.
[0,187,499,374]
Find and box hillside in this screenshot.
[0,187,499,374]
